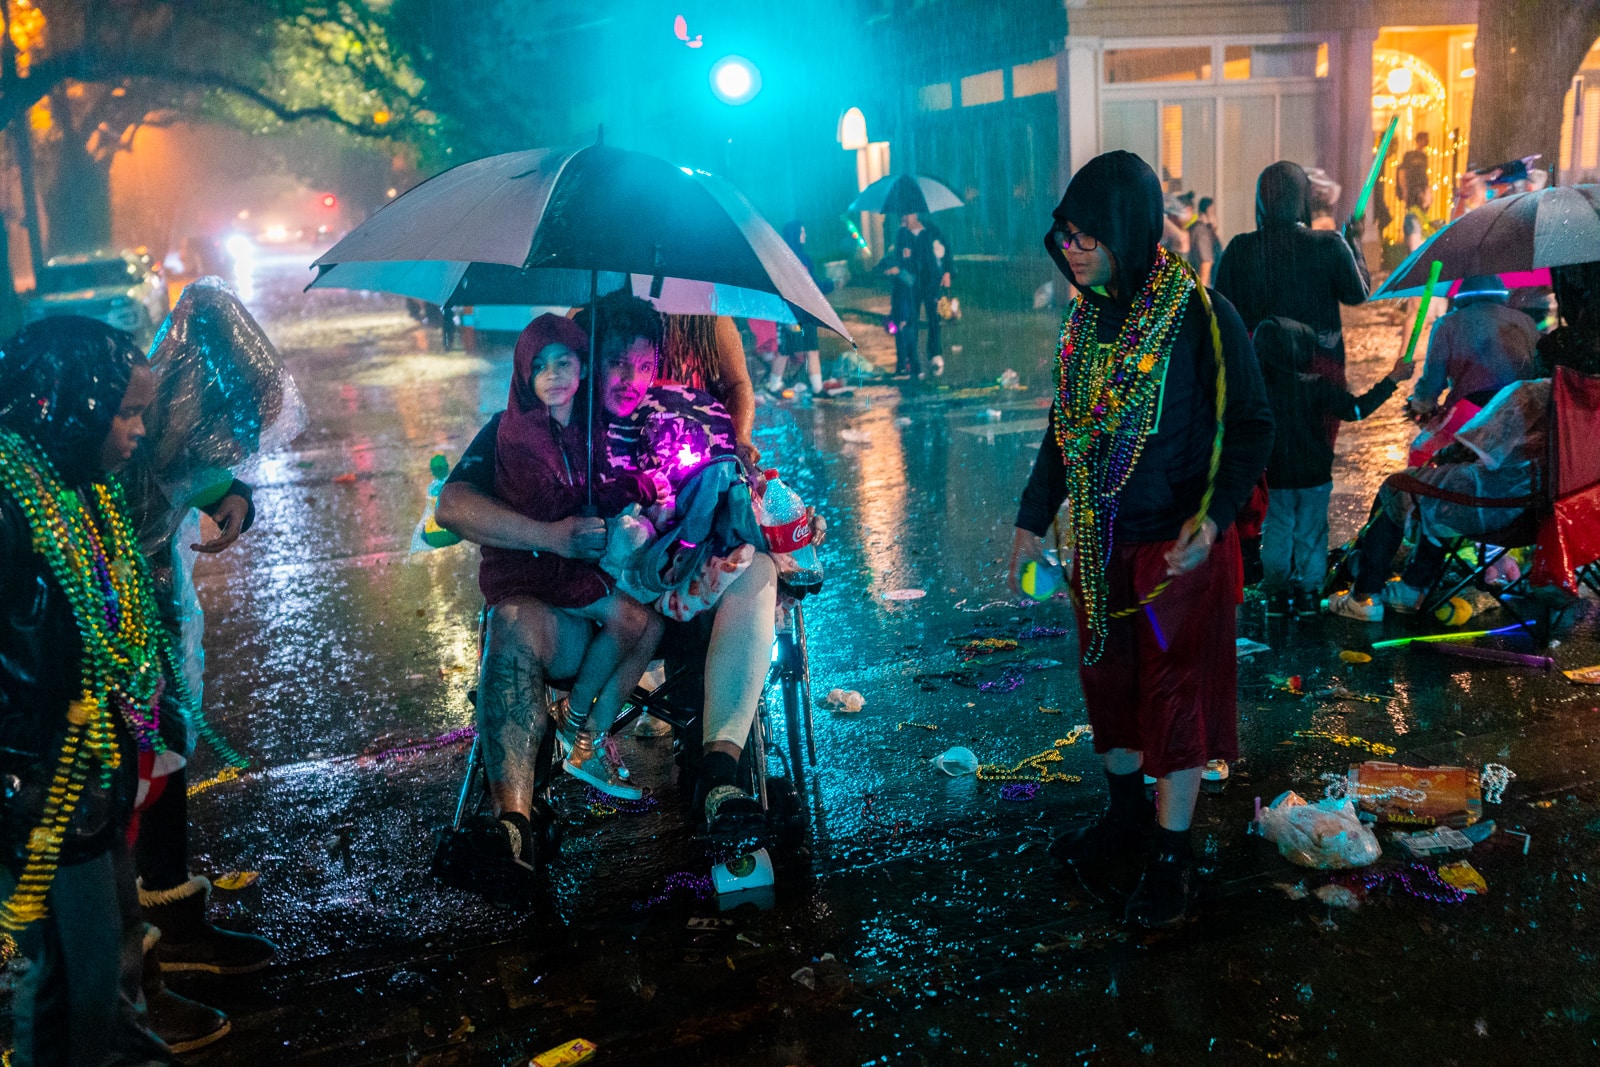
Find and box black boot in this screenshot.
[141,875,277,975]
[1050,769,1156,865]
[142,926,231,1054]
[1125,833,1199,929]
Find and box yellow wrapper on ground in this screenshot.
[1438,860,1487,895]
[531,1039,598,1067]
[1563,664,1600,685]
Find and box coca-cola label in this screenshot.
[762,517,813,554]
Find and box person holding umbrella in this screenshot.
[1008,151,1273,928]
[851,175,961,379]
[883,213,953,379]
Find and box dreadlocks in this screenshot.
[659,314,723,393]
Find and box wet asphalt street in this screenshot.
[129,253,1600,1065]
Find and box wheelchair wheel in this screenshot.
[781,666,807,803]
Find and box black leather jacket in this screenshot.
[0,491,136,866]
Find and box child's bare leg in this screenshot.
[590,604,662,736]
[562,594,656,736]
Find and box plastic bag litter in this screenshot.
[1256,791,1380,870]
[933,747,979,776]
[825,688,865,712]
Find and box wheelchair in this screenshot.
[433,591,819,900]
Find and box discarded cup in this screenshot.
[711,849,775,895]
[933,747,979,776]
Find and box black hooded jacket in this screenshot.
[1018,151,1274,542]
[1254,316,1397,489]
[0,317,147,865]
[1214,161,1370,372]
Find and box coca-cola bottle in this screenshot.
[755,468,823,594]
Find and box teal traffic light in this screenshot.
[710,55,761,105]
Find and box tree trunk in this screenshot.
[42,136,114,256]
[1469,0,1600,178]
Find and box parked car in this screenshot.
[25,251,170,343]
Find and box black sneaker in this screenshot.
[1124,851,1198,929]
[1048,808,1156,866]
[1264,591,1291,617]
[1294,587,1322,618]
[700,783,765,837]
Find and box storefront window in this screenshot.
[1012,57,1057,98]
[1103,98,1159,168]
[918,83,953,111]
[1105,47,1212,84]
[1223,43,1327,80]
[961,70,1004,107]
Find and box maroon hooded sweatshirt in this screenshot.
[478,314,654,607]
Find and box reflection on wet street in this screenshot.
[170,254,1597,1064]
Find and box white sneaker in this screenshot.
[1326,591,1384,622]
[930,355,945,377]
[1380,580,1427,614]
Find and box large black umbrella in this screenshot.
[308,143,850,337]
[847,173,964,216]
[310,142,850,501]
[1373,184,1600,299]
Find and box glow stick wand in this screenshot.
[1402,260,1444,363]
[1370,623,1524,650]
[1353,114,1400,222]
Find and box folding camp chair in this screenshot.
[1394,367,1600,645]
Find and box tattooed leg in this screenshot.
[476,598,587,818]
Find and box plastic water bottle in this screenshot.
[756,468,823,593]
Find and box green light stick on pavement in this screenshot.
[1402,260,1444,363]
[1353,114,1400,222]
[1370,623,1524,650]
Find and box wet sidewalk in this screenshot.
[67,255,1600,1065]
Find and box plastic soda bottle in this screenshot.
[756,468,822,592]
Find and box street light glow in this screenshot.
[710,56,760,104]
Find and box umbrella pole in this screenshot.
[586,269,598,513]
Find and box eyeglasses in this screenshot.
[1055,229,1101,252]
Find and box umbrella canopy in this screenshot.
[1373,184,1600,299]
[308,144,850,341]
[847,174,964,216]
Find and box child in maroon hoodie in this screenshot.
[477,314,664,799]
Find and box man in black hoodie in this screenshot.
[1215,161,1370,392]
[1008,152,1274,929]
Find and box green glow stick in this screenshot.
[1354,114,1400,222]
[1370,623,1523,650]
[1402,260,1444,363]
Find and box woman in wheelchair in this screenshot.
[1327,262,1600,622]
[441,293,825,868]
[436,312,666,870]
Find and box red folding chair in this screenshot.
[1384,368,1600,645]
[1528,366,1600,598]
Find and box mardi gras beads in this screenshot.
[0,429,176,934]
[1051,249,1194,664]
[1294,730,1397,757]
[976,728,1092,784]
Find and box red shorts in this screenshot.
[1072,526,1243,779]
